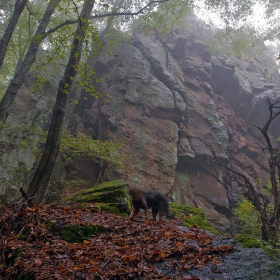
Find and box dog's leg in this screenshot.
[144,207,150,224]
[152,208,158,221]
[129,187,150,223]
[130,206,140,220]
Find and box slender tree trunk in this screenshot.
[261,217,278,244]
[27,0,96,203]
[0,0,60,124]
[261,204,280,246]
[0,0,28,69]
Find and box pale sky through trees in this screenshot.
[195,3,267,29]
[195,2,280,60]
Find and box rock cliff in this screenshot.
[4,14,280,233]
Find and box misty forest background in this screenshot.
[1,0,280,249]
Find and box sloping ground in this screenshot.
[0,203,234,280]
[1,203,280,279]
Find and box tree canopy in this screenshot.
[197,0,280,58]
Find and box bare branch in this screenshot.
[254,142,266,155]
[44,0,170,38]
[90,0,170,19]
[70,0,82,30]
[25,3,40,24]
[44,19,78,38]
[211,151,251,185]
[20,187,33,206]
[262,98,280,132]
[211,151,264,210]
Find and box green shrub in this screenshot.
[235,233,262,248]
[234,197,261,239]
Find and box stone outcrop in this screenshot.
[3,14,280,233]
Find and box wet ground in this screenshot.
[186,236,280,280]
[153,227,280,280]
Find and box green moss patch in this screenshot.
[43,221,65,237]
[235,234,262,248]
[0,194,7,206]
[44,220,56,228]
[65,180,129,203]
[91,203,121,214]
[16,272,35,280]
[62,225,105,243]
[170,203,219,234]
[64,180,130,215]
[44,221,105,242]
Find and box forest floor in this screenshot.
[0,203,279,279]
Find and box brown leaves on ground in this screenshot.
[0,203,233,280]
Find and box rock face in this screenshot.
[4,15,280,233]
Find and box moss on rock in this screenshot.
[44,220,106,243]
[170,203,219,234]
[44,221,65,237]
[235,234,262,248]
[62,225,104,243]
[91,203,121,214]
[45,180,131,244]
[66,180,129,202]
[64,180,130,215]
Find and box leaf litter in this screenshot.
[0,203,234,279]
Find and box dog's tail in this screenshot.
[155,193,169,216]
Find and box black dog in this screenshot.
[129,187,169,223]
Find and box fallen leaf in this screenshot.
[34,257,42,267]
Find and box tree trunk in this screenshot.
[0,0,28,69]
[27,0,95,203]
[0,0,60,124]
[261,217,278,245]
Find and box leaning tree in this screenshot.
[0,0,28,68]
[0,0,61,123]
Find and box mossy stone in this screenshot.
[44,221,65,236]
[65,180,129,204]
[62,225,104,243]
[170,203,219,234]
[91,203,117,213]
